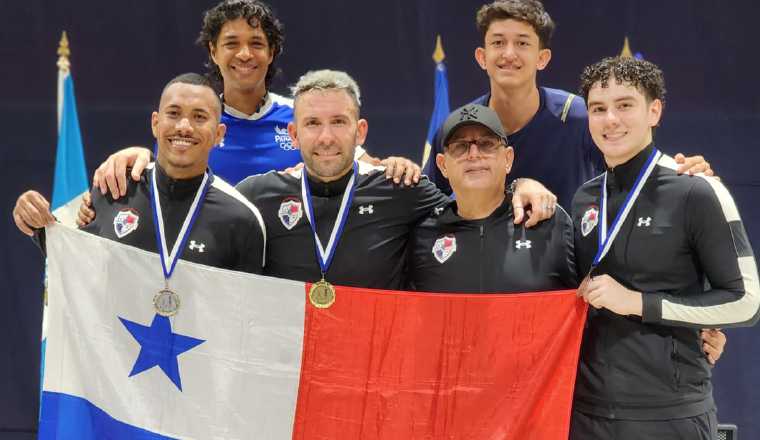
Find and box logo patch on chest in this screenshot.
[113,208,140,239]
[432,234,457,263]
[581,206,599,237]
[279,197,303,230]
[274,125,295,151]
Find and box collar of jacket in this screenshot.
[606,143,655,192]
[151,162,207,200]
[437,192,512,226]
[306,168,353,198]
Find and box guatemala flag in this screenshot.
[52,31,88,226]
[420,35,450,172]
[41,31,90,404]
[41,225,586,439]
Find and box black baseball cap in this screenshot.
[440,104,508,147]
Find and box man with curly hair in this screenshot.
[570,56,759,439]
[83,0,426,222]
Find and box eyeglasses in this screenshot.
[445,136,503,158]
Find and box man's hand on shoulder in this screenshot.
[94,146,151,199]
[674,153,715,177]
[359,151,421,187]
[511,178,557,228]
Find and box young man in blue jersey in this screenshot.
[423,0,713,209]
[86,0,420,205]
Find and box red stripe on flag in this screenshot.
[293,287,586,439]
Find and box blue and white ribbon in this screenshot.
[300,162,358,275]
[592,148,661,268]
[150,166,212,283]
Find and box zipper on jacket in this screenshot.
[479,224,485,293]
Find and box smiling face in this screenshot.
[436,124,513,195]
[586,77,663,168]
[289,89,368,182]
[152,83,226,179]
[475,19,551,91]
[209,17,274,96]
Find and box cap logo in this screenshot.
[459,107,479,121]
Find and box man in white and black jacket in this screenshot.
[570,56,759,439]
[14,73,266,274]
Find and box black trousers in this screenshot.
[569,408,718,440]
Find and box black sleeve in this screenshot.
[233,214,266,275]
[234,174,262,203]
[421,127,453,195]
[407,178,451,224]
[641,177,760,328]
[555,206,579,289]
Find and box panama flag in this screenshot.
[40,225,586,439]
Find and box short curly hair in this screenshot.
[579,57,666,105]
[196,0,284,92]
[476,0,555,49]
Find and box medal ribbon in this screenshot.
[301,162,358,274]
[592,147,661,268]
[150,165,212,282]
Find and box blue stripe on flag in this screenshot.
[39,392,174,440]
[425,62,450,145]
[52,74,88,210]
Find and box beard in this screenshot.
[302,144,356,182]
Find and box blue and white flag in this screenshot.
[40,225,586,439]
[420,35,450,171]
[52,32,88,226]
[41,225,306,438]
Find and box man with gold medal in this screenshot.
[234,69,559,305]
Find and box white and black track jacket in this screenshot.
[235,162,449,289]
[36,163,266,274]
[407,196,577,293]
[571,144,760,420]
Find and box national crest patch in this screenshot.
[113,208,140,239]
[581,206,599,237]
[432,234,457,263]
[279,197,303,230]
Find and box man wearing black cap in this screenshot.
[408,103,576,292]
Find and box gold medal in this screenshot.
[154,288,181,317]
[309,279,336,309]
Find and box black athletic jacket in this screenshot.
[571,144,760,420]
[36,163,266,273]
[235,162,449,289]
[407,196,577,293]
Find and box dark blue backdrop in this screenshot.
[2,1,759,438]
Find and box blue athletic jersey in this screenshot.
[208,93,301,185]
[424,87,604,208]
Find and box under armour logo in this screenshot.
[637,217,652,227]
[189,240,206,253]
[515,240,532,249]
[434,206,445,215]
[359,205,374,215]
[459,106,479,121]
